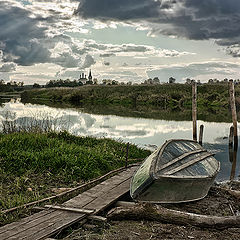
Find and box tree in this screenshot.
[33,83,41,88]
[169,77,176,84]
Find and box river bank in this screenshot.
[63,183,240,240]
[20,84,240,122]
[21,84,240,110]
[0,131,150,226]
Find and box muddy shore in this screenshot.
[63,182,240,240]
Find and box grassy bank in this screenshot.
[0,131,150,225]
[21,84,240,122]
[21,84,240,109]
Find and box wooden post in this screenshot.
[125,142,129,168]
[229,126,234,147]
[229,80,238,146]
[199,125,204,146]
[230,148,237,181]
[192,82,197,141]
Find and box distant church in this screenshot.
[79,69,92,85]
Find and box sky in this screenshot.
[0,0,240,85]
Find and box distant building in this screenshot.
[79,69,94,85]
[88,69,92,81]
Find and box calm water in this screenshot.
[0,99,239,182]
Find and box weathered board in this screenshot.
[0,166,138,240]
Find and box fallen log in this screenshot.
[107,203,240,229]
[226,189,240,199]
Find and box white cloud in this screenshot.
[0,63,16,72]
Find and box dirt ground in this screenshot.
[63,182,240,240]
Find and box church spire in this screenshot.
[88,69,92,80]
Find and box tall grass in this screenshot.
[0,110,71,134]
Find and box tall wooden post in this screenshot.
[192,82,197,141]
[199,125,204,146]
[229,126,234,147]
[229,80,238,146]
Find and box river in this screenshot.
[0,99,239,182]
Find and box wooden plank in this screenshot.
[0,166,138,240]
[85,178,132,213]
[65,179,120,207]
[0,210,55,235]
[65,167,137,209]
[157,149,206,172]
[26,171,133,240]
[0,210,62,240]
[164,152,214,175]
[44,205,95,214]
[7,211,85,240]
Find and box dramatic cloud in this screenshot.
[147,62,240,82]
[53,52,80,68]
[76,0,240,57]
[80,54,96,69]
[76,0,161,21]
[82,40,193,57]
[0,1,86,69]
[0,2,51,65]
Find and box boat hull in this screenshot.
[130,139,220,203]
[133,175,217,203]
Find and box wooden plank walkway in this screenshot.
[0,166,138,240]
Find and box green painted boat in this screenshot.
[130,139,220,203]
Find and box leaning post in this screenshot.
[192,82,197,141]
[229,80,238,146]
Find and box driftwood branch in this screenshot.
[226,189,240,199]
[107,203,240,229]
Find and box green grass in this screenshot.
[21,84,239,122]
[0,131,150,225]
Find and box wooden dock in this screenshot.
[0,166,138,240]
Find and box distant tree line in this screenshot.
[0,79,24,92]
[45,79,83,88]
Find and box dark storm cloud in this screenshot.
[0,2,52,65]
[76,0,240,57]
[76,0,161,21]
[0,2,88,68]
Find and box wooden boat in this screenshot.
[130,139,220,203]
